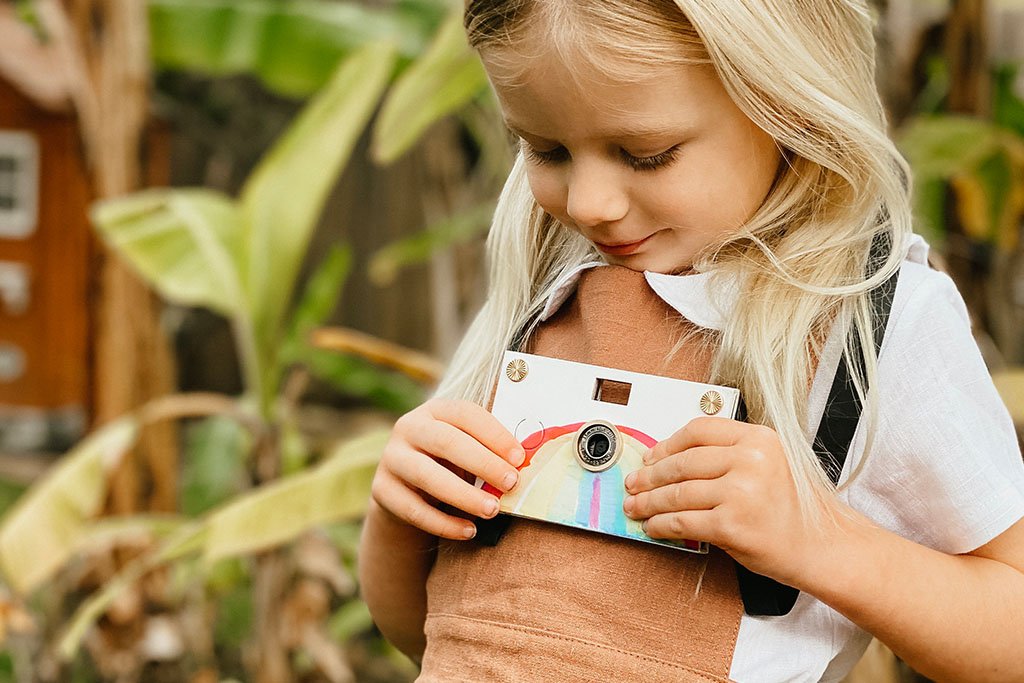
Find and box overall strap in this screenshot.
[736,229,900,616]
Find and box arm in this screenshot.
[801,507,1024,682]
[357,398,525,661]
[358,499,437,662]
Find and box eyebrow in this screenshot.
[504,120,689,141]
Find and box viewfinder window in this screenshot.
[594,378,631,405]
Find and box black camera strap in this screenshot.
[736,229,900,615]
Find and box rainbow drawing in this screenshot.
[483,422,704,552]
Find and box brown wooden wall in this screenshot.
[0,76,93,410]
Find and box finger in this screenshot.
[410,418,520,492]
[427,399,526,466]
[626,446,732,493]
[374,474,479,540]
[642,509,720,545]
[624,479,720,519]
[388,443,503,520]
[646,416,743,465]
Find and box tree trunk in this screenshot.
[39,0,179,513]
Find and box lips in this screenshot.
[593,234,653,256]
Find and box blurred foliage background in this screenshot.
[0,0,1021,681]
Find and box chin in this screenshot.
[609,254,687,275]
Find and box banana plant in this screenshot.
[149,0,509,284]
[897,64,1024,251]
[0,43,422,679]
[94,40,401,419]
[896,62,1024,365]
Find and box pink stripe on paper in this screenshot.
[589,476,601,528]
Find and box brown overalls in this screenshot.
[420,265,744,682]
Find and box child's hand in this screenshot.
[622,416,839,586]
[371,398,525,541]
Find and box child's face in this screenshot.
[482,47,783,274]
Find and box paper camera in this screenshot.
[481,350,741,554]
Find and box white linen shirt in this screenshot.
[537,234,1024,682]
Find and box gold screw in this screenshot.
[700,390,723,415]
[506,359,528,382]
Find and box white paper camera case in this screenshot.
[483,350,741,554]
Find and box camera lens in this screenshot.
[587,433,610,459]
[574,421,621,472]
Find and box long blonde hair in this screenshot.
[436,0,912,516]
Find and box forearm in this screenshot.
[358,499,438,662]
[799,512,1024,682]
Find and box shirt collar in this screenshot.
[538,234,929,331]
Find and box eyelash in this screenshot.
[519,140,682,172]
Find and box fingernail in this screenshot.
[624,471,637,490]
[463,525,477,539]
[623,495,634,515]
[502,470,518,491]
[641,520,649,535]
[484,498,499,518]
[510,446,526,467]
[642,448,652,464]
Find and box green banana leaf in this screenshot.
[899,116,1006,179]
[149,0,437,98]
[57,428,389,658]
[181,416,251,516]
[240,41,398,410]
[302,349,424,414]
[202,428,388,563]
[898,115,1024,247]
[372,8,490,163]
[280,243,353,367]
[0,418,139,595]
[368,199,495,286]
[91,188,246,317]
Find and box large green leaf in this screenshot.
[91,188,246,317]
[202,428,388,563]
[368,199,495,286]
[372,8,490,163]
[149,0,432,98]
[280,243,353,367]
[899,115,1024,247]
[898,116,1003,179]
[0,418,139,595]
[240,41,398,405]
[303,349,424,414]
[181,416,250,516]
[993,63,1024,139]
[57,428,389,659]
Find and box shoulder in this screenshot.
[844,236,1024,554]
[884,257,969,352]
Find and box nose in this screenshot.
[565,159,628,228]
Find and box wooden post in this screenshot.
[945,0,990,116]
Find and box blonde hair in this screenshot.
[436,0,912,516]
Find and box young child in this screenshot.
[359,1,1024,680]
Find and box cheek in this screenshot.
[525,168,566,216]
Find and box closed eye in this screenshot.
[621,145,682,171]
[519,139,682,172]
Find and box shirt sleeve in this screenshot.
[842,263,1024,554]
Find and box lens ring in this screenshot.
[574,420,622,472]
